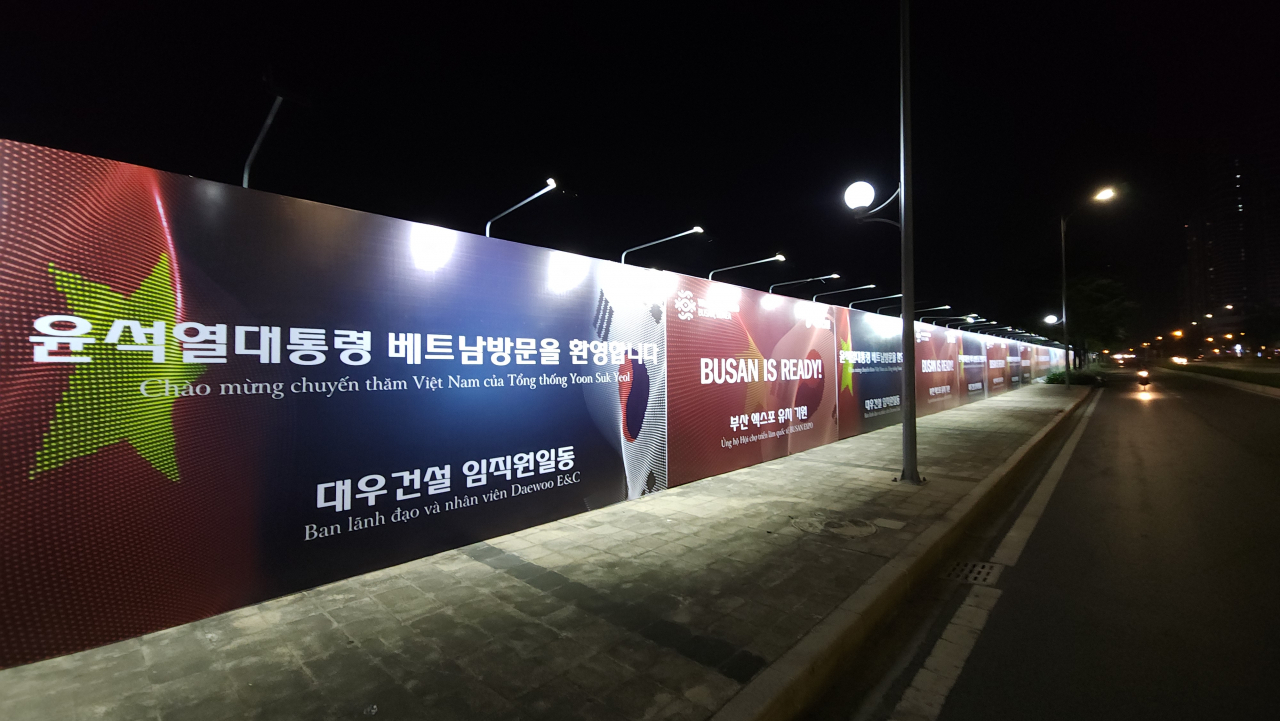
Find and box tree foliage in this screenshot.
[1067,276,1138,355]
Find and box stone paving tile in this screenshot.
[0,385,1080,720]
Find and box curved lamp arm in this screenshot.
[768,274,839,294]
[849,293,902,307]
[812,284,875,302]
[621,227,703,265]
[708,254,784,280]
[486,179,557,237]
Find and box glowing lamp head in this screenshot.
[692,226,704,233]
[1044,314,1058,324]
[774,254,785,262]
[843,181,876,210]
[546,178,557,188]
[1094,187,1116,201]
[829,273,841,279]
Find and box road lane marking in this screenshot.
[888,586,1002,721]
[883,389,1102,721]
[989,389,1104,567]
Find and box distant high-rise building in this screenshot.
[1181,131,1280,342]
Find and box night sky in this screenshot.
[3,4,1277,339]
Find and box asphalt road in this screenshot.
[846,369,1280,720]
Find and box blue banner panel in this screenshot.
[0,139,665,666]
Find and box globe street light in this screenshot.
[768,273,839,294]
[485,178,557,238]
[844,181,877,211]
[813,283,876,302]
[708,254,785,280]
[1044,314,1059,325]
[844,181,902,228]
[946,316,983,328]
[621,226,704,265]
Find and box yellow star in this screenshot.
[33,256,203,481]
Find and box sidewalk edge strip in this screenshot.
[710,388,1093,721]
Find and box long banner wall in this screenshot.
[0,139,1064,667]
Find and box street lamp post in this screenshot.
[621,226,704,265]
[837,0,920,483]
[768,274,840,294]
[1059,186,1117,386]
[485,179,558,238]
[897,0,921,483]
[708,254,785,280]
[1059,216,1069,387]
[812,284,876,302]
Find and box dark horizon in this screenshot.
[2,3,1278,340]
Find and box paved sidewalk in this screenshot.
[0,385,1081,721]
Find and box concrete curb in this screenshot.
[711,387,1093,721]
[1158,366,1280,400]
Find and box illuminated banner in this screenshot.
[985,337,1014,395]
[914,323,961,416]
[1018,343,1033,385]
[959,331,988,402]
[0,139,667,666]
[0,139,1067,667]
[835,308,903,439]
[666,279,837,486]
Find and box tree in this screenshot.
[1067,276,1138,367]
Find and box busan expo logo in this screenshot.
[674,290,696,320]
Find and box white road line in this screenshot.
[883,389,1103,721]
[989,389,1104,567]
[888,585,1002,721]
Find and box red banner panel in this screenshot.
[667,280,837,486]
[985,338,1014,395]
[914,322,962,416]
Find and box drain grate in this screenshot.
[942,560,1004,586]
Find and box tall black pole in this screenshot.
[898,0,923,484]
[1060,216,1071,387]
